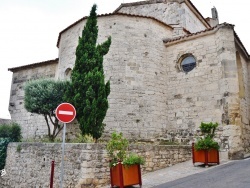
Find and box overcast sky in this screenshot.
[0,0,249,119]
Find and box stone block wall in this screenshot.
[0,143,191,188]
[58,14,173,140]
[116,0,207,33]
[9,61,58,140]
[0,118,11,124]
[7,1,250,159]
[236,47,250,154]
[162,24,250,158]
[165,32,223,135]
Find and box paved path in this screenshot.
[154,158,250,188]
[106,153,230,188]
[141,158,230,188]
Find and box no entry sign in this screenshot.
[55,103,76,123]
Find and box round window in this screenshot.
[181,55,196,72]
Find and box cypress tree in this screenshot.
[65,4,111,141]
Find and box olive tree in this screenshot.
[24,79,68,141]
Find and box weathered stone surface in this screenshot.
[0,118,11,124]
[7,1,250,159]
[0,143,191,188]
[116,0,206,33]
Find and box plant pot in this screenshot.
[110,162,142,188]
[192,143,220,166]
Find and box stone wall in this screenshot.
[9,61,58,140]
[216,26,246,159]
[116,0,207,33]
[58,14,173,140]
[163,24,250,158]
[0,143,191,188]
[7,0,250,159]
[164,30,223,139]
[0,118,11,124]
[237,46,250,154]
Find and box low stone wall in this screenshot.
[0,143,191,188]
[0,118,11,125]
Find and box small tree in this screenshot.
[24,79,68,141]
[0,123,22,169]
[65,4,111,142]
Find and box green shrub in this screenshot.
[194,122,219,151]
[70,133,94,143]
[106,132,129,164]
[0,123,22,142]
[106,132,145,167]
[123,153,145,167]
[0,123,22,169]
[0,138,11,169]
[194,137,219,151]
[199,122,218,137]
[16,144,22,152]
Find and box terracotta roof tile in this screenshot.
[163,22,249,59]
[163,23,234,43]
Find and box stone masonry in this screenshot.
[115,0,209,33]
[0,143,191,188]
[8,0,250,159]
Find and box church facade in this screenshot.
[8,0,250,159]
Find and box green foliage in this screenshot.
[159,140,180,145]
[123,153,145,167]
[0,138,11,169]
[0,123,22,142]
[106,132,145,167]
[195,122,219,151]
[16,144,22,152]
[194,137,219,151]
[64,4,111,141]
[24,79,68,141]
[106,132,128,164]
[70,133,94,143]
[199,122,218,137]
[24,79,68,115]
[0,123,22,169]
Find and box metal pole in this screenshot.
[60,123,66,188]
[50,160,55,188]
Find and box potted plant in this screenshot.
[192,122,220,166]
[106,132,145,188]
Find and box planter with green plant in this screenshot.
[106,132,145,188]
[193,122,220,166]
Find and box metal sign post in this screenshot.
[55,103,76,188]
[60,123,66,188]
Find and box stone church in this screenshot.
[8,0,250,159]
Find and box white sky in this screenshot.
[0,0,249,119]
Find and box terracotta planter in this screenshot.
[110,162,142,188]
[192,143,220,166]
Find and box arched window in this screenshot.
[65,68,72,80]
[178,54,196,73]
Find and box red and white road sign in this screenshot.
[55,103,76,123]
